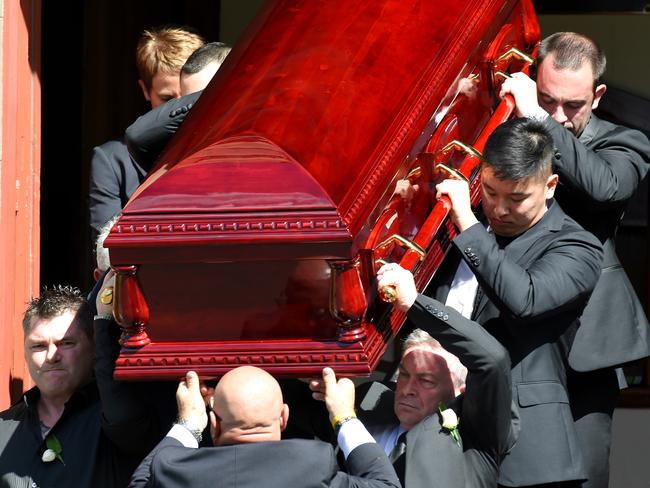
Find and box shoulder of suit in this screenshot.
[93,138,132,163]
[585,114,648,144]
[357,381,396,418]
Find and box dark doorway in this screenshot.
[40,0,221,292]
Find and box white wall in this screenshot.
[539,14,650,99]
[610,409,650,488]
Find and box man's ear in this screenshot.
[138,79,151,103]
[279,403,289,432]
[592,83,607,110]
[209,409,220,445]
[545,173,559,200]
[93,268,103,283]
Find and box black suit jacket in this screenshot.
[88,139,148,242]
[427,200,602,486]
[544,114,650,370]
[128,437,401,488]
[359,295,518,488]
[90,93,201,243]
[125,92,201,170]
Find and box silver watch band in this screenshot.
[175,419,203,443]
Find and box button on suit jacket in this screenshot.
[427,200,603,486]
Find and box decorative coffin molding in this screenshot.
[106,0,541,380]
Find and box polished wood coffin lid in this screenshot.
[106,0,540,380]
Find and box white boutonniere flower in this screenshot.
[42,434,65,465]
[438,401,461,447]
[41,449,57,462]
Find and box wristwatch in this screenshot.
[176,418,203,443]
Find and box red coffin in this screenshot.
[106,0,540,380]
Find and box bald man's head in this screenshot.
[210,366,289,445]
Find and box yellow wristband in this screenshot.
[331,412,357,431]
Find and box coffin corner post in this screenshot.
[112,265,151,348]
[328,259,368,343]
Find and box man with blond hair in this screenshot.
[136,26,205,108]
[89,25,205,243]
[125,41,232,169]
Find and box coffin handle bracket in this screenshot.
[375,235,425,303]
[496,47,535,65]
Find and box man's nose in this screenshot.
[45,344,60,362]
[495,199,509,217]
[551,105,568,124]
[401,377,417,396]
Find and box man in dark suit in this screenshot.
[129,366,401,488]
[123,42,231,171]
[89,26,205,243]
[501,32,650,488]
[423,118,603,487]
[339,263,517,488]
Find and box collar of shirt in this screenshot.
[368,422,407,456]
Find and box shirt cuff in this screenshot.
[167,423,199,448]
[337,418,376,459]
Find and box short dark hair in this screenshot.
[483,118,554,181]
[538,32,606,84]
[181,41,231,75]
[22,286,93,338]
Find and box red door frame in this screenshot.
[0,0,41,408]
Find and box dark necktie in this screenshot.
[470,285,484,321]
[389,431,407,482]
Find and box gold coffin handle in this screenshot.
[374,235,426,303]
[434,139,484,182]
[438,139,484,161]
[496,47,535,65]
[435,163,469,183]
[494,48,534,87]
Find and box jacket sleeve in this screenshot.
[128,437,183,488]
[330,442,402,488]
[407,295,516,459]
[453,222,603,319]
[94,317,161,456]
[125,91,202,169]
[89,144,123,240]
[544,116,650,206]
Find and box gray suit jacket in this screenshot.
[359,295,518,488]
[88,139,147,242]
[544,114,650,370]
[128,437,401,488]
[428,200,603,486]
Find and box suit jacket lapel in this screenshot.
[404,413,465,488]
[578,115,599,146]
